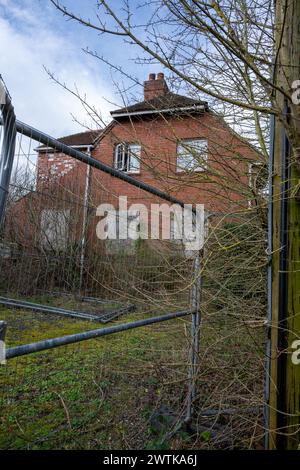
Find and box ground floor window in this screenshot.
[40,209,70,250]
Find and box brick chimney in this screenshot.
[144,73,169,101]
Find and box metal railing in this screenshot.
[0,85,202,435]
[1,309,193,360]
[0,79,266,450]
[0,77,16,227]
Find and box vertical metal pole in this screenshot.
[0,78,16,228]
[265,112,275,449]
[275,105,290,448]
[185,249,202,423]
[0,320,7,340]
[79,146,92,292]
[0,320,7,364]
[269,100,294,449]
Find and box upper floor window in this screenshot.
[114,143,141,173]
[176,138,208,172]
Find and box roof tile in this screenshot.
[57,129,102,146]
[111,92,208,116]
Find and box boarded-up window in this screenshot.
[106,211,140,254]
[40,209,70,250]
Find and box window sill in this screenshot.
[114,169,141,175]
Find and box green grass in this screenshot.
[0,302,189,450]
[0,295,267,450]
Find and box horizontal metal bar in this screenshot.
[5,309,192,359]
[0,297,97,321]
[8,118,188,209]
[97,304,136,323]
[200,406,262,417]
[81,296,119,305]
[0,296,135,324]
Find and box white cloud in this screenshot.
[0,0,113,138]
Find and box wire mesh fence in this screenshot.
[0,77,268,449]
[0,127,194,314]
[0,304,265,450]
[0,311,191,450]
[0,113,199,449]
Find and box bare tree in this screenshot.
[43,0,276,449]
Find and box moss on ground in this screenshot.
[0,296,266,450]
[0,302,189,450]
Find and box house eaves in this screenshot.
[36,144,94,152]
[111,104,206,119]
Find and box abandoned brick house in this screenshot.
[9,73,260,252]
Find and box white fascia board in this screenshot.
[35,144,94,152]
[111,105,205,118]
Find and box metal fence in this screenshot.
[0,78,267,449]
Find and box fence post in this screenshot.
[185,250,202,423]
[0,321,7,364]
[0,77,16,228]
[79,147,92,292]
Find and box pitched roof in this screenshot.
[57,129,102,146]
[111,92,208,117]
[36,129,103,152]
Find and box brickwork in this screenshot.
[30,74,259,252]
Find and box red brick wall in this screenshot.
[31,111,258,252]
[90,111,256,213]
[37,151,86,189]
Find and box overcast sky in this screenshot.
[0,0,160,138]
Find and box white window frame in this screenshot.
[114,143,141,174]
[176,138,208,172]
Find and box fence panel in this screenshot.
[0,312,190,450]
[0,99,267,449]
